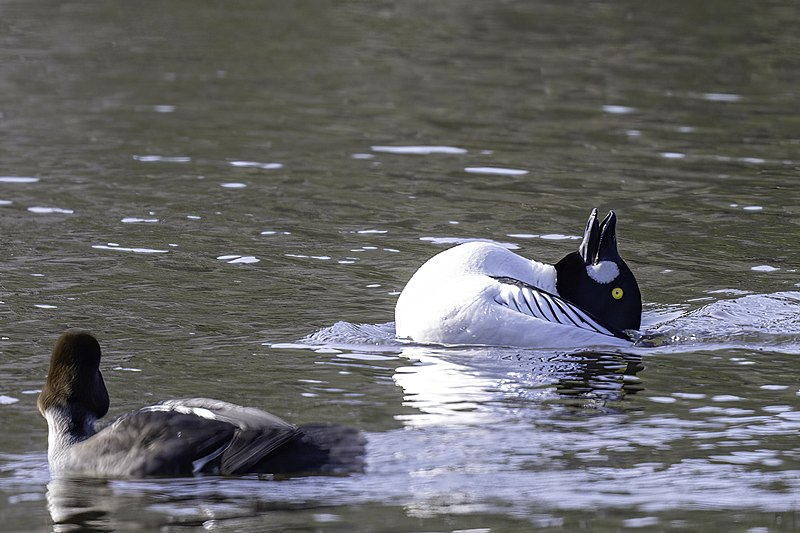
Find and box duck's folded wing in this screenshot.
[218,427,300,474]
[492,276,623,338]
[149,398,302,475]
[94,410,236,477]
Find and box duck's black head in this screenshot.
[38,330,110,419]
[555,209,642,336]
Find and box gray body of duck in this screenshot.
[38,330,365,478]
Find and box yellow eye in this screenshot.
[612,287,624,300]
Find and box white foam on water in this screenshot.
[602,104,636,114]
[217,255,259,264]
[28,207,74,214]
[92,244,169,254]
[751,265,779,272]
[229,161,283,170]
[703,93,742,102]
[285,254,331,261]
[227,256,259,264]
[464,167,528,176]
[0,177,38,183]
[133,155,191,163]
[371,145,467,155]
[121,217,159,223]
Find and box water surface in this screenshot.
[1,1,799,531]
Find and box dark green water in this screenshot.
[1,1,799,531]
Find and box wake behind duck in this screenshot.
[395,209,642,348]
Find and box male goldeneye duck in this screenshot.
[395,209,642,348]
[38,330,365,478]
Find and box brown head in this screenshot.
[38,330,110,419]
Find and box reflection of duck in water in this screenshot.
[396,209,642,348]
[546,351,644,402]
[394,347,645,426]
[39,330,365,478]
[393,348,501,427]
[46,477,118,527]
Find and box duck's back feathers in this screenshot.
[148,398,295,431]
[138,398,305,475]
[395,241,562,346]
[75,408,236,477]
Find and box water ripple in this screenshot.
[419,237,520,249]
[639,291,800,354]
[229,161,283,170]
[463,167,528,176]
[217,255,259,264]
[371,145,467,155]
[0,177,38,183]
[92,243,169,254]
[132,155,191,163]
[27,207,74,214]
[121,217,159,223]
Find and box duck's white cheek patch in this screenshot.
[586,261,620,284]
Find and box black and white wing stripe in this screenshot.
[492,276,623,338]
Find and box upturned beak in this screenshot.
[578,209,620,265]
[578,208,600,264]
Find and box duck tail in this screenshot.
[295,423,367,474]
